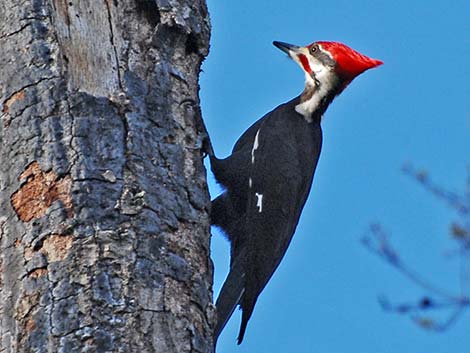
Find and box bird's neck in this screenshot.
[295,73,341,122]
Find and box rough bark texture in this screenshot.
[0,0,213,352]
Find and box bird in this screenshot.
[208,40,382,344]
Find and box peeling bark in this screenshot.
[11,162,73,222]
[0,0,213,352]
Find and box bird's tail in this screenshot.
[214,261,245,344]
[237,300,253,344]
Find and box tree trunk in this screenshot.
[0,0,213,352]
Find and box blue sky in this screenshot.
[200,1,470,352]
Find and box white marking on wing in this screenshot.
[251,129,260,164]
[249,177,252,188]
[255,193,263,213]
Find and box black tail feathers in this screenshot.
[214,262,245,344]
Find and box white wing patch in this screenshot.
[251,129,263,212]
[255,192,263,213]
[251,129,260,164]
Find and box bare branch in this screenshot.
[364,165,470,332]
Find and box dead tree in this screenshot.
[0,0,213,352]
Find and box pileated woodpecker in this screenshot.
[209,40,382,344]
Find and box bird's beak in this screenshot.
[273,41,302,56]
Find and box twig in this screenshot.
[363,165,470,332]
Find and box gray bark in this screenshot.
[0,0,213,352]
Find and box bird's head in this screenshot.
[273,40,383,90]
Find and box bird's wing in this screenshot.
[237,113,322,343]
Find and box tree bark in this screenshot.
[0,0,213,352]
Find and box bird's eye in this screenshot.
[310,46,317,54]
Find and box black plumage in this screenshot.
[210,96,323,343]
[209,40,382,345]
